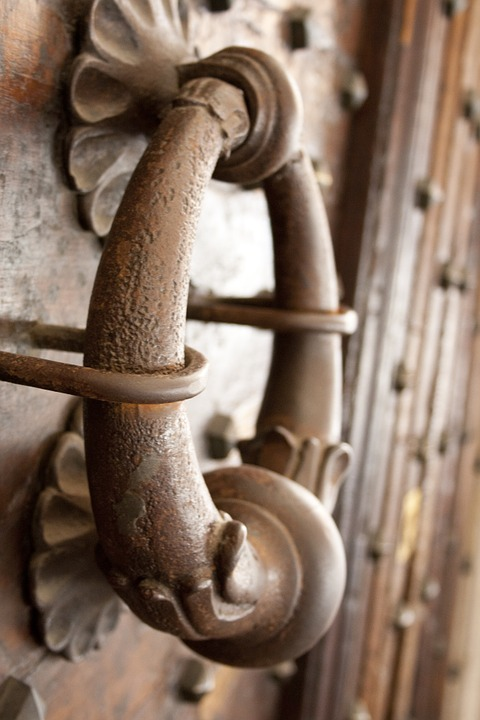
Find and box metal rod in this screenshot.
[0,348,207,404]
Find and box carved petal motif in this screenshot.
[69,126,148,237]
[30,414,123,662]
[69,0,192,237]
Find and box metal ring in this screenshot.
[0,347,208,404]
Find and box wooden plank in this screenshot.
[420,179,480,718]
[389,0,480,712]
[298,0,480,717]
[288,0,449,716]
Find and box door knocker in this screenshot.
[0,0,356,668]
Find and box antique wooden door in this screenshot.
[0,0,362,717]
[2,1,480,719]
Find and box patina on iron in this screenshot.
[0,47,353,668]
[81,48,349,667]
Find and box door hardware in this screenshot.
[177,658,217,702]
[415,178,445,210]
[1,0,356,669]
[340,69,369,112]
[0,678,45,720]
[396,487,423,565]
[393,603,418,630]
[349,700,372,720]
[393,361,414,393]
[442,0,469,17]
[421,578,441,603]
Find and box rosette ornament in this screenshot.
[68,0,192,237]
[79,48,350,667]
[30,408,123,662]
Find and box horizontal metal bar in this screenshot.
[0,347,208,404]
[1,300,357,358]
[187,296,358,334]
[30,323,86,353]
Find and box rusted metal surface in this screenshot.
[178,658,217,702]
[0,5,352,668]
[0,42,353,670]
[178,49,303,185]
[193,296,354,334]
[81,49,348,667]
[249,151,352,509]
[0,301,355,358]
[0,347,208,404]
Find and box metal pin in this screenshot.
[415,178,445,210]
[393,361,413,392]
[439,262,468,291]
[369,534,393,560]
[178,659,217,702]
[463,89,480,122]
[422,578,441,602]
[442,0,469,17]
[270,660,298,682]
[446,662,463,680]
[438,431,449,454]
[459,556,473,575]
[341,70,368,111]
[394,603,417,629]
[207,0,232,12]
[415,437,430,464]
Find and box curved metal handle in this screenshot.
[242,153,353,511]
[82,47,351,668]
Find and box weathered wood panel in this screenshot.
[285,1,480,718]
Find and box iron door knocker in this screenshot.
[0,39,356,667]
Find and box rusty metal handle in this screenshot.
[81,47,350,668]
[0,47,354,669]
[241,153,353,511]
